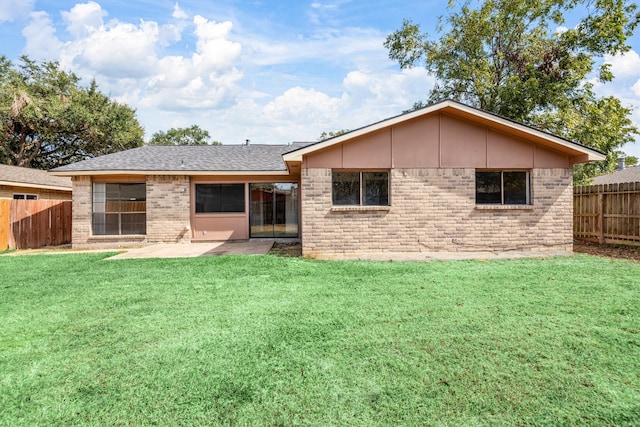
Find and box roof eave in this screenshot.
[0,180,72,191]
[49,169,292,177]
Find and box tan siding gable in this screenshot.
[304,111,571,169]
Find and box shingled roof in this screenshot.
[0,164,72,190]
[592,166,640,185]
[51,143,312,175]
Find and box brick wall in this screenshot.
[146,175,191,243]
[71,176,92,247]
[71,175,192,248]
[301,168,573,259]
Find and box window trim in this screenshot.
[475,170,531,206]
[332,170,390,207]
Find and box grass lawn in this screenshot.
[0,253,638,426]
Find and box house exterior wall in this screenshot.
[301,168,573,259]
[299,111,575,259]
[71,175,190,248]
[71,174,301,248]
[303,112,571,170]
[0,184,71,200]
[190,175,299,241]
[146,175,191,244]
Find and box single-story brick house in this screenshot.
[50,100,604,258]
[0,164,72,200]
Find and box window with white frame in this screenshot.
[13,194,38,200]
[476,171,531,205]
[332,171,389,206]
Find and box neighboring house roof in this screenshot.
[50,143,312,176]
[592,166,640,184]
[0,164,72,191]
[283,99,605,163]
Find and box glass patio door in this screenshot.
[250,183,298,238]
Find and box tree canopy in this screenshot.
[384,0,640,183]
[148,125,220,146]
[0,56,144,169]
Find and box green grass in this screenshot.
[0,253,638,426]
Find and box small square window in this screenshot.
[476,171,530,205]
[332,171,389,206]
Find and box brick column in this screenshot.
[146,175,191,243]
[71,176,92,247]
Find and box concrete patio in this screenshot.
[1,241,275,259]
[107,241,275,259]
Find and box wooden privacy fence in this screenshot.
[574,182,640,245]
[0,199,72,250]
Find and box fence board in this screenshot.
[0,199,9,250]
[574,182,640,245]
[5,199,72,249]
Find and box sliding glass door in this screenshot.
[250,183,298,238]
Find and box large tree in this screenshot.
[148,125,220,146]
[0,56,144,169]
[384,0,639,183]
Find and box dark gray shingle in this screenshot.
[592,166,640,185]
[51,143,312,173]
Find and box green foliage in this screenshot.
[318,129,350,141]
[148,125,219,145]
[0,56,144,169]
[0,253,638,425]
[625,155,639,166]
[384,0,640,183]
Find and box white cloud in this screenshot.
[342,67,434,114]
[248,27,383,67]
[61,1,106,38]
[137,64,436,145]
[0,0,34,22]
[137,16,244,110]
[173,3,188,20]
[264,87,342,122]
[22,11,63,60]
[554,25,569,35]
[62,19,161,79]
[633,79,640,97]
[192,16,242,72]
[15,2,437,147]
[141,66,244,110]
[605,50,640,78]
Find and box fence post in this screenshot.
[597,192,603,244]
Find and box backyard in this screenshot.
[0,252,638,425]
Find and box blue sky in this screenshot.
[1,0,640,158]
